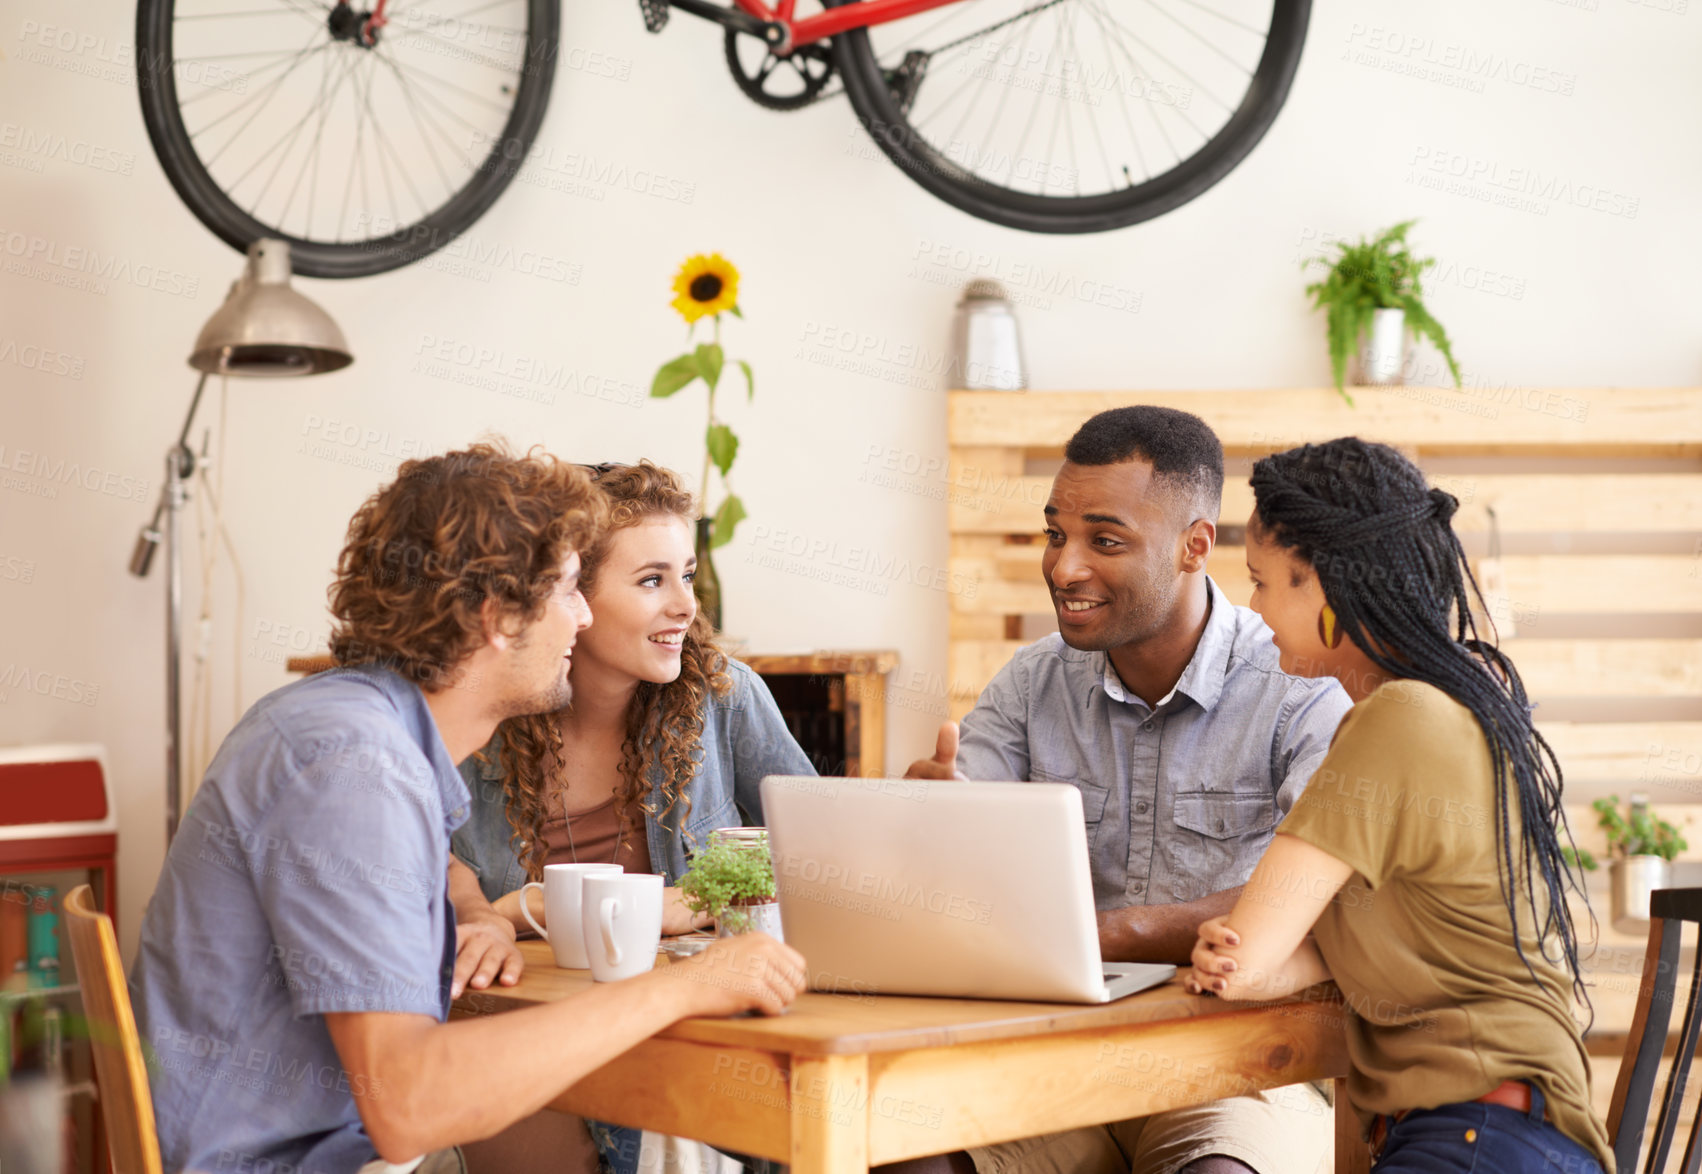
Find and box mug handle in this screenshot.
[599,897,622,967]
[519,882,548,941]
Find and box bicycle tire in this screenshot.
[828,0,1310,234]
[135,0,560,279]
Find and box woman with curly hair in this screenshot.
[1187,438,1609,1174]
[449,460,814,1174]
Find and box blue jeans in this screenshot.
[1375,1084,1604,1174]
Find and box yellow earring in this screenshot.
[1318,605,1343,650]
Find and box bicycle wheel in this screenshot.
[829,0,1308,233]
[136,0,558,278]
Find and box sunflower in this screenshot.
[670,253,740,324]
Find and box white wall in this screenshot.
[1,0,1694,960]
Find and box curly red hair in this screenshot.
[488,461,731,880]
[328,442,607,690]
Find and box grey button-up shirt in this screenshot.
[131,666,469,1174]
[958,577,1352,908]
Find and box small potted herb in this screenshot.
[1303,220,1461,405]
[677,829,780,938]
[1567,794,1687,933]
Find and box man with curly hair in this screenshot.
[130,443,807,1174]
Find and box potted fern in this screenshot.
[1303,220,1461,405]
[677,828,781,938]
[1567,794,1688,933]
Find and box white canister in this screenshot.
[952,280,1027,391]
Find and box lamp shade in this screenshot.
[188,239,353,377]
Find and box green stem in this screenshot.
[701,315,720,509]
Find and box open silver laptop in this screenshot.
[761,776,1176,1004]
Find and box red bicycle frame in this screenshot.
[732,0,968,49]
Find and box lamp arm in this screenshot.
[128,372,210,578]
[173,370,211,456]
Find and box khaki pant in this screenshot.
[966,1084,1332,1174]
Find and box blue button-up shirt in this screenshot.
[958,577,1352,908]
[131,666,470,1174]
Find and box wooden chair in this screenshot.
[1607,887,1702,1173]
[63,884,163,1174]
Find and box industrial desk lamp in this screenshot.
[128,239,352,844]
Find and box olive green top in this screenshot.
[1279,680,1612,1173]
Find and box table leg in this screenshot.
[791,1054,870,1174]
[1334,1078,1368,1174]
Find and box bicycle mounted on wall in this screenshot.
[136,0,1310,277]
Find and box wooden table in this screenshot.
[454,941,1364,1174]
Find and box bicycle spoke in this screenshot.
[195,32,331,165]
[375,49,465,200]
[1165,0,1268,38]
[385,22,522,75]
[179,34,326,108]
[1079,0,1156,180]
[175,47,306,62]
[374,51,513,114]
[369,86,432,221]
[971,10,1036,183]
[1135,0,1252,74]
[295,49,362,237]
[1090,1,1236,114]
[1088,0,1187,165]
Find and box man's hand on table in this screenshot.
[904,721,969,780]
[661,932,807,1018]
[453,911,523,998]
[447,856,523,997]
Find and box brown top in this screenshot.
[540,795,653,873]
[1279,680,1613,1173]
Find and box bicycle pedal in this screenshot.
[638,0,670,33]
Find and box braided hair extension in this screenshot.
[1249,438,1591,1008]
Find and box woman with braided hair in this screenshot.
[1187,438,1609,1173]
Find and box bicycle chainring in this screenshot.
[724,31,834,111]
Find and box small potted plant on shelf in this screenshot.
[677,828,780,938]
[1566,793,1688,933]
[1303,220,1461,405]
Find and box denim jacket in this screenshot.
[451,657,816,895]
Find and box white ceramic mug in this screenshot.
[581,873,665,982]
[519,863,624,969]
